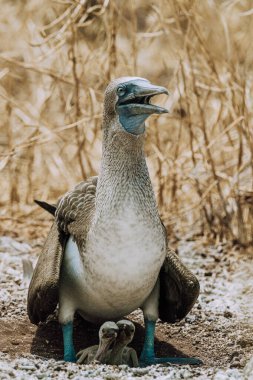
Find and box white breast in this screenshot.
[59,207,166,323]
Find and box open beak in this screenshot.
[117,82,169,115]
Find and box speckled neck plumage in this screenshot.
[95,127,159,222]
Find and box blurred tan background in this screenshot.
[0,0,253,244]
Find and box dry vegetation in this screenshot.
[0,0,253,245]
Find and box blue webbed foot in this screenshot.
[62,322,76,362]
[140,319,203,367]
[140,354,203,367]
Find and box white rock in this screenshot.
[244,357,253,380]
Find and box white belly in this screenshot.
[59,213,166,324]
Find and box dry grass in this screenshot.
[0,0,253,245]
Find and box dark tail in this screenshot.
[34,200,56,216]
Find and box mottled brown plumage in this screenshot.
[27,221,66,324]
[56,176,97,247]
[27,177,97,323]
[159,248,200,323]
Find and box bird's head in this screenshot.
[103,77,168,136]
[116,319,135,345]
[99,321,119,343]
[93,321,119,362]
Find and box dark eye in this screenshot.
[117,86,126,97]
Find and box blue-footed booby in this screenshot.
[28,77,201,366]
[107,320,138,367]
[77,320,138,366]
[76,321,118,364]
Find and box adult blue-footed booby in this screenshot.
[28,77,201,366]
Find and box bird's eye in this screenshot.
[117,86,126,97]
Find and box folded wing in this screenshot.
[159,248,200,323]
[27,176,97,324]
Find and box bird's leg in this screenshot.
[139,318,156,365]
[140,280,202,366]
[140,280,158,365]
[59,270,77,362]
[140,318,202,366]
[62,322,76,362]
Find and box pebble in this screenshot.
[244,356,253,380]
[230,355,245,369]
[185,315,196,324]
[36,374,47,379]
[217,245,223,253]
[237,337,252,348]
[224,311,233,319]
[118,365,128,370]
[18,364,36,370]
[11,340,20,346]
[131,368,149,376]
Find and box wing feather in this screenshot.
[27,176,97,324]
[27,221,67,324]
[56,176,97,240]
[159,248,200,323]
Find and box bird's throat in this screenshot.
[95,131,153,217]
[118,112,147,135]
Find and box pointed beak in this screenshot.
[132,82,169,115]
[117,81,169,116]
[134,83,169,98]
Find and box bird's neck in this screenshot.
[101,129,147,176]
[109,341,127,364]
[95,128,157,216]
[94,339,111,362]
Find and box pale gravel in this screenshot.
[1,353,251,380]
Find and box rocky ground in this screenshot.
[0,224,253,379]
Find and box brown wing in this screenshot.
[27,221,67,324]
[159,247,200,324]
[27,176,97,325]
[56,176,97,242]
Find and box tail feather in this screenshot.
[34,199,56,216]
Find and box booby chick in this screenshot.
[107,320,138,367]
[28,77,201,366]
[76,321,118,364]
